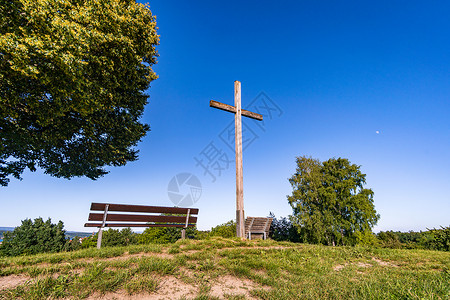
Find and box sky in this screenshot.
[1,0,449,233]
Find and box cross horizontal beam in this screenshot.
[210,100,263,121]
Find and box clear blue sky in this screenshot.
[1,0,449,233]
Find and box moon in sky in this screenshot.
[376,130,380,134]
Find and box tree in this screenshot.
[102,227,137,247]
[209,220,236,238]
[0,0,159,186]
[287,156,380,246]
[268,212,300,242]
[0,217,67,256]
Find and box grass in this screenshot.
[0,238,449,299]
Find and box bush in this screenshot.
[269,213,301,242]
[377,231,402,249]
[138,226,199,244]
[64,236,82,251]
[139,227,178,244]
[81,235,97,249]
[210,220,236,238]
[0,218,66,256]
[353,230,379,246]
[102,228,138,247]
[427,226,450,251]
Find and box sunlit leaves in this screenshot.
[288,156,380,246]
[0,0,159,186]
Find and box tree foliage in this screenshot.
[268,212,300,242]
[288,156,380,246]
[209,220,236,238]
[0,217,66,256]
[100,228,137,247]
[427,226,450,251]
[0,0,159,186]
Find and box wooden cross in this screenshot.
[210,81,263,238]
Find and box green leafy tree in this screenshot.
[64,235,82,252]
[138,226,198,244]
[288,156,380,246]
[102,227,137,247]
[268,213,301,243]
[139,227,177,244]
[427,226,450,251]
[0,217,66,256]
[81,234,97,249]
[210,220,236,238]
[0,0,159,186]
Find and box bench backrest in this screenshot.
[84,203,199,228]
[244,217,273,239]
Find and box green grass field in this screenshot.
[0,238,449,299]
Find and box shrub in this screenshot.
[64,236,82,251]
[102,228,138,247]
[353,230,379,246]
[427,226,450,251]
[210,220,236,238]
[0,218,66,256]
[139,227,177,244]
[269,213,301,242]
[377,231,402,249]
[81,235,98,249]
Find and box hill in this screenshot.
[0,238,449,299]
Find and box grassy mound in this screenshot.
[0,238,449,299]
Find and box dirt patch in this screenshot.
[0,275,31,290]
[85,291,155,299]
[154,276,197,299]
[356,262,372,268]
[104,252,174,261]
[333,262,371,271]
[333,264,346,271]
[83,274,268,300]
[372,257,398,267]
[209,275,268,299]
[84,276,197,300]
[334,258,398,271]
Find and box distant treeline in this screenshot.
[1,217,449,257]
[376,228,450,251]
[269,214,450,251]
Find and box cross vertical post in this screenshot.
[209,81,263,239]
[234,81,245,238]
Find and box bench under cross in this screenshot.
[209,81,263,238]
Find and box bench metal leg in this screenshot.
[97,228,103,249]
[97,204,109,249]
[181,209,190,240]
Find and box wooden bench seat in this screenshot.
[84,203,199,248]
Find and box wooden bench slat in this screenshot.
[88,213,197,223]
[90,203,199,215]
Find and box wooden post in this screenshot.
[97,204,109,249]
[234,81,245,238]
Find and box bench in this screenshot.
[84,203,199,248]
[244,217,273,240]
